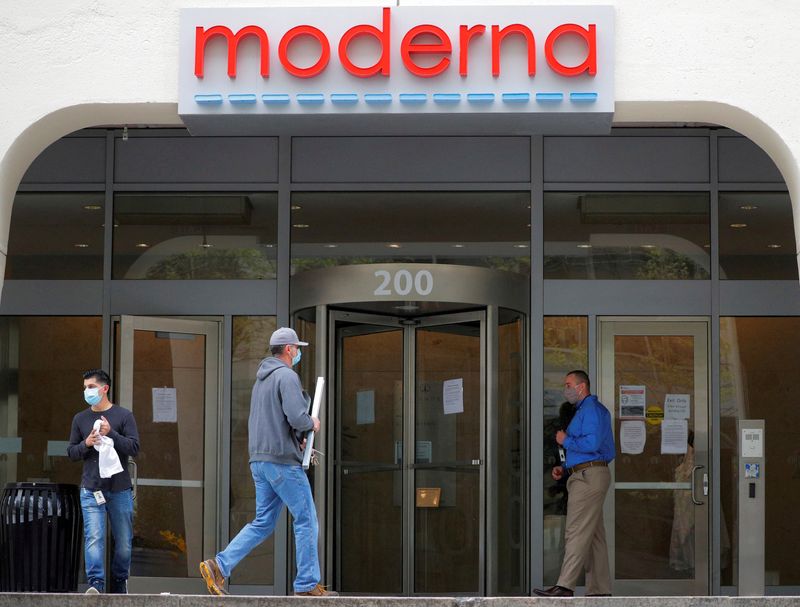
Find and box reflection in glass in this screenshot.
[291,192,530,276]
[0,317,102,491]
[6,193,105,279]
[337,325,403,593]
[415,322,480,593]
[720,317,800,587]
[230,316,277,585]
[112,193,277,279]
[494,309,527,594]
[544,192,710,279]
[128,329,206,578]
[719,193,798,280]
[613,335,695,580]
[542,317,588,585]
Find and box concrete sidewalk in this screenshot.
[1,596,798,607]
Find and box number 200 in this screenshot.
[374,270,433,297]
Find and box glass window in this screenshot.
[5,193,105,279]
[544,192,710,279]
[495,309,527,594]
[230,316,277,585]
[290,192,530,276]
[719,193,798,280]
[112,193,278,279]
[720,317,800,587]
[542,316,588,585]
[0,317,102,489]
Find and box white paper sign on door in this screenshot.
[619,385,646,417]
[356,390,375,425]
[152,387,178,423]
[443,378,464,415]
[661,418,689,454]
[620,420,646,454]
[664,394,691,419]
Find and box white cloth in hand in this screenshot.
[92,419,124,478]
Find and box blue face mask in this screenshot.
[84,387,103,406]
[292,348,302,366]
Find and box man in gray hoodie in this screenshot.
[200,327,336,596]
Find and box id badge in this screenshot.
[93,490,106,505]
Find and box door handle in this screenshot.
[691,465,704,505]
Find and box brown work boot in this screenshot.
[294,583,338,596]
[199,558,228,595]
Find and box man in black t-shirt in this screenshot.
[67,369,139,594]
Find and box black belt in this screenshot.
[568,460,607,474]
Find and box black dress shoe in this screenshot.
[533,585,574,597]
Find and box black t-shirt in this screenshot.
[67,404,140,492]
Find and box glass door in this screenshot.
[332,310,485,595]
[117,316,220,594]
[598,318,709,595]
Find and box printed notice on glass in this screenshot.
[661,418,689,454]
[620,420,647,454]
[619,385,646,417]
[152,387,177,423]
[443,378,464,415]
[664,394,691,419]
[356,390,375,425]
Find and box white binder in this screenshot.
[302,377,325,470]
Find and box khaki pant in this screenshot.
[557,466,611,594]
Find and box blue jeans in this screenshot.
[80,488,134,592]
[216,461,320,593]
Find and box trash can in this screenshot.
[0,482,82,592]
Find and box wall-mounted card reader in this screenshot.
[738,420,765,596]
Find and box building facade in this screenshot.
[1,1,799,598]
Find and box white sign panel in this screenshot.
[664,394,691,419]
[741,428,764,458]
[179,5,615,122]
[356,390,376,425]
[152,387,178,423]
[443,378,464,415]
[620,420,646,455]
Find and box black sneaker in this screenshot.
[111,579,128,594]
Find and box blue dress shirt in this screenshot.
[562,394,615,469]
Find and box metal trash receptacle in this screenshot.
[0,482,82,592]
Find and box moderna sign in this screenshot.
[178,6,614,134]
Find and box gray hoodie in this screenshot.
[248,357,314,465]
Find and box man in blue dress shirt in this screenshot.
[535,370,615,597]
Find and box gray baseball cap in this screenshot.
[269,327,308,346]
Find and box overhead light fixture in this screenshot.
[703,244,711,248]
[293,223,310,229]
[513,243,529,249]
[83,204,102,211]
[135,243,149,248]
[739,205,759,211]
[291,204,302,211]
[386,243,402,248]
[767,244,782,249]
[73,243,89,248]
[641,244,656,249]
[323,244,338,248]
[451,244,465,248]
[576,243,592,249]
[729,223,748,228]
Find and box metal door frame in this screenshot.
[328,309,487,596]
[598,316,710,596]
[118,315,222,594]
